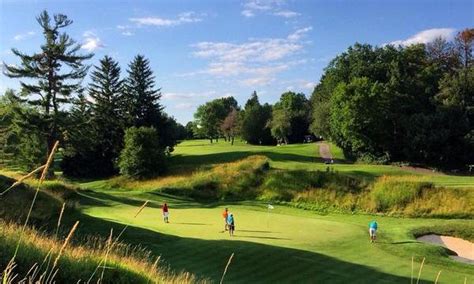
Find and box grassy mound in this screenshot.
[161,155,269,200]
[258,173,473,218]
[0,221,199,283]
[0,175,63,224]
[96,155,473,218]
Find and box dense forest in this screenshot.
[1,11,473,178]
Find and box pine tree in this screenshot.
[89,56,125,170]
[124,55,163,128]
[3,10,92,166]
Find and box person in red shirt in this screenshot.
[222,208,229,231]
[162,203,169,223]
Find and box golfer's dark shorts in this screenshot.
[229,225,235,230]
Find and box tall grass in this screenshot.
[162,155,270,200]
[0,221,202,283]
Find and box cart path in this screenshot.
[318,142,333,160]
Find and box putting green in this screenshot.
[78,187,473,283]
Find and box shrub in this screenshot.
[119,127,166,179]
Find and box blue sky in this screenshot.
[1,0,473,124]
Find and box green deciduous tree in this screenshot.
[240,92,274,145]
[271,92,310,143]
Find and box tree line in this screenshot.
[1,10,472,175]
[0,11,186,178]
[191,29,473,169]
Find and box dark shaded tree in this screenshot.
[240,91,274,145]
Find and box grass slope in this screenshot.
[171,140,474,188]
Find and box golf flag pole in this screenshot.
[267,204,274,228]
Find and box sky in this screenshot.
[1,0,473,124]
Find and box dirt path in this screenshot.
[417,235,474,264]
[318,142,333,160]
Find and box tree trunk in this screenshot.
[231,136,234,145]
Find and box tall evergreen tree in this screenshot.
[3,11,92,166]
[124,55,163,128]
[89,56,126,171]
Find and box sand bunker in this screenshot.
[417,234,473,264]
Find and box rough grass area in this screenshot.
[0,221,200,283]
[94,156,473,218]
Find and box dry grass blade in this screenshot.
[12,140,60,260]
[88,200,150,283]
[39,141,60,181]
[219,252,234,284]
[56,202,66,238]
[434,270,442,284]
[0,165,45,196]
[53,221,79,268]
[415,257,425,284]
[98,228,114,284]
[2,260,16,284]
[134,200,149,217]
[115,200,150,242]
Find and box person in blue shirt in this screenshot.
[369,220,378,243]
[227,213,235,236]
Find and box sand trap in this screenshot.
[417,234,474,264]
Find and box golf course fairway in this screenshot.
[78,185,473,283]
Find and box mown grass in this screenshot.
[171,140,474,188]
[78,182,473,283]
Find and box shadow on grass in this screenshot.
[60,211,417,284]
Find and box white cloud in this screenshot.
[163,91,218,100]
[302,81,315,90]
[117,25,134,36]
[388,28,456,46]
[129,12,203,27]
[81,31,104,52]
[189,27,311,85]
[13,31,35,41]
[241,77,274,86]
[241,9,255,17]
[241,0,300,19]
[288,26,312,41]
[274,10,300,18]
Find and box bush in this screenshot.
[119,127,166,179]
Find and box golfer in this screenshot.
[369,220,378,243]
[222,208,229,231]
[162,203,169,223]
[227,213,235,236]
